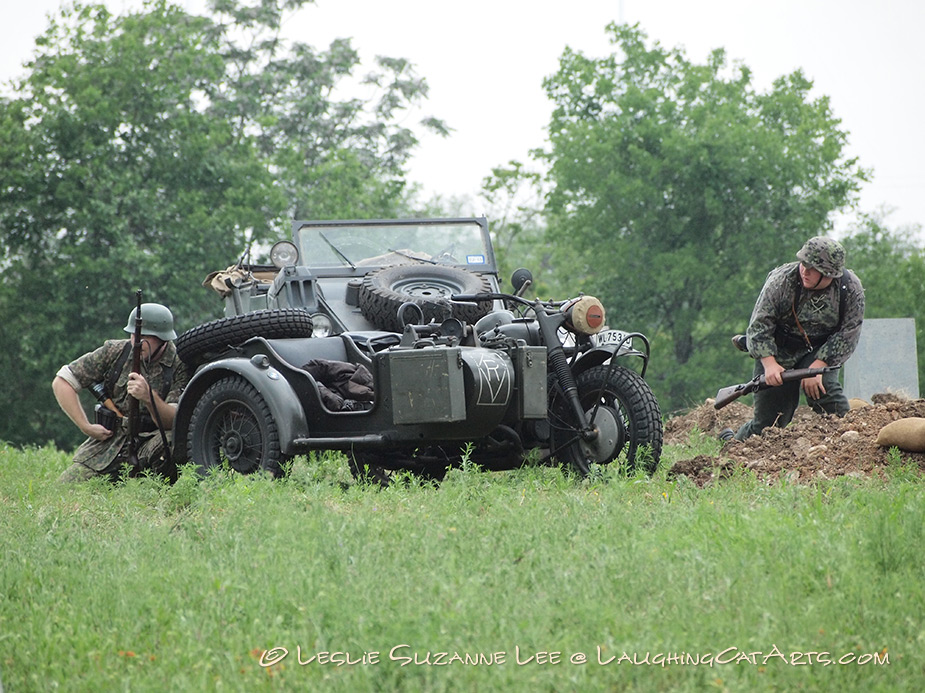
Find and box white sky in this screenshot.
[3,0,923,238]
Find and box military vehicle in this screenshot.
[171,217,662,480]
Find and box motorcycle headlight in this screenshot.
[311,313,333,338]
[563,296,606,335]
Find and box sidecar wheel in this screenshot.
[549,364,663,474]
[188,375,285,477]
[358,264,492,332]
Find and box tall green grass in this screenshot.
[1,439,921,692]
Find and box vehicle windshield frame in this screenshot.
[291,217,498,276]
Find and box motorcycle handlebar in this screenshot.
[451,293,500,303]
[452,292,541,311]
[453,293,570,310]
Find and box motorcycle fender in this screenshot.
[571,345,648,378]
[175,357,309,457]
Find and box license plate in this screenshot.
[592,329,630,349]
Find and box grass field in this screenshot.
[1,437,922,692]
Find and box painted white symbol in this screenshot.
[475,353,510,405]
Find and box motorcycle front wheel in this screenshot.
[548,364,663,474]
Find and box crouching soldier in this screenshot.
[726,236,865,441]
[53,303,189,482]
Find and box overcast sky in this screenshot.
[3,0,923,238]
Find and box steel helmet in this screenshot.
[796,236,845,278]
[123,303,178,341]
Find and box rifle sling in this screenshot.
[143,377,173,466]
[775,267,849,352]
[790,296,814,350]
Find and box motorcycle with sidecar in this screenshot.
[171,217,662,480]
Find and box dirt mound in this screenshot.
[666,395,925,486]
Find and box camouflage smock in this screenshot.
[745,261,865,368]
[65,339,189,470]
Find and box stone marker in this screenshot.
[843,318,919,400]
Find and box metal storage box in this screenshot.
[387,348,466,424]
[516,346,547,419]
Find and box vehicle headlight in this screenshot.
[270,240,299,268]
[563,296,606,335]
[311,313,333,338]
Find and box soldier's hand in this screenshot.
[127,372,151,403]
[761,357,786,387]
[85,423,114,441]
[802,374,826,400]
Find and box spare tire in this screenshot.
[176,309,314,367]
[358,264,493,332]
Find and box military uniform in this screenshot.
[734,238,865,440]
[57,339,189,482]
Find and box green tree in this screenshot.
[0,0,444,449]
[0,1,271,448]
[208,0,448,219]
[478,161,562,295]
[539,24,868,410]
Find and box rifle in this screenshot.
[713,366,840,410]
[127,290,143,465]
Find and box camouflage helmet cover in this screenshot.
[796,236,845,278]
[123,303,178,341]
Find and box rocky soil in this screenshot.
[665,393,925,486]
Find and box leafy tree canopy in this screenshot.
[539,24,869,410]
[0,0,445,448]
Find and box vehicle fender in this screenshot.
[174,357,310,461]
[571,344,650,379]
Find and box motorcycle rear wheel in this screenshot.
[549,364,662,474]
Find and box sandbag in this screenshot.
[875,417,925,452]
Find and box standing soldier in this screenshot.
[53,303,189,482]
[723,237,865,441]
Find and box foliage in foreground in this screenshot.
[1,441,920,692]
[0,0,446,451]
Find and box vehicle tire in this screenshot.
[549,364,663,474]
[176,309,314,367]
[358,264,493,332]
[187,375,285,477]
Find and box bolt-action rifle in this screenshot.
[713,366,840,410]
[127,290,143,465]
